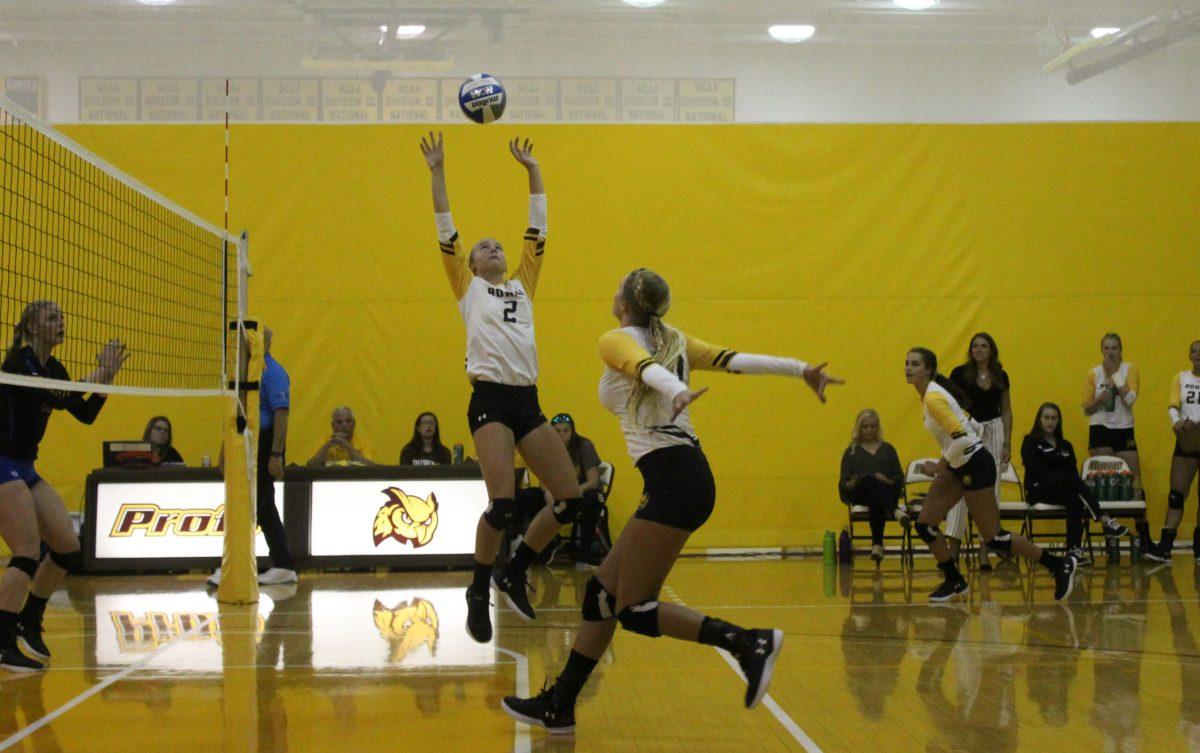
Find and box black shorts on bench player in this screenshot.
[501,268,844,734]
[904,348,1077,603]
[421,132,584,643]
[0,300,128,672]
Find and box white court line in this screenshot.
[495,647,531,753]
[660,586,824,753]
[0,616,215,751]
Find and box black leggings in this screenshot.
[846,476,900,545]
[257,426,296,571]
[1028,472,1102,550]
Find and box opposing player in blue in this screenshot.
[0,300,127,671]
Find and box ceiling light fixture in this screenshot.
[623,0,666,7]
[768,25,815,43]
[893,0,939,10]
[137,0,177,6]
[394,25,426,40]
[1090,27,1121,38]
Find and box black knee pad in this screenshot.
[985,529,1013,553]
[482,497,517,530]
[914,521,939,545]
[581,576,616,622]
[49,549,81,574]
[1169,490,1187,510]
[552,496,583,525]
[617,599,661,637]
[7,556,39,579]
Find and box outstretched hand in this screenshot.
[509,137,538,170]
[671,386,708,420]
[802,362,844,404]
[420,131,444,170]
[96,339,129,381]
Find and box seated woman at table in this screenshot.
[143,415,183,464]
[399,412,453,466]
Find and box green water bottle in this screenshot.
[1104,384,1117,412]
[823,530,836,566]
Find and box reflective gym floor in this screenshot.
[3,555,1199,752]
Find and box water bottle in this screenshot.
[201,454,212,468]
[837,528,854,564]
[1104,385,1117,412]
[1098,474,1111,502]
[452,443,464,465]
[823,558,836,598]
[1106,534,1120,564]
[823,530,836,566]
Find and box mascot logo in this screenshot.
[373,597,439,663]
[373,488,439,547]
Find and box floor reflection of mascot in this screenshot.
[374,488,439,547]
[374,597,440,663]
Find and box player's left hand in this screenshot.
[96,339,129,379]
[1000,445,1011,465]
[671,386,708,420]
[509,137,538,169]
[803,362,844,404]
[268,455,284,480]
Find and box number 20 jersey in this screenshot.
[441,227,545,386]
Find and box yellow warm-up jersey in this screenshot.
[441,227,545,386]
[1170,371,1200,424]
[597,326,737,463]
[1085,362,1139,430]
[923,382,983,468]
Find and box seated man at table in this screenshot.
[306,406,374,467]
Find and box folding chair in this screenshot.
[1081,455,1147,553]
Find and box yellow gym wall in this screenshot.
[28,122,1199,552]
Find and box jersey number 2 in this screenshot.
[503,301,518,323]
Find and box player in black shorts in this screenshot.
[501,268,843,734]
[1146,341,1200,562]
[0,300,127,671]
[421,134,584,643]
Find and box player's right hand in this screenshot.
[420,131,444,170]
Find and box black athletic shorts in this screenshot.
[1088,425,1137,452]
[634,445,716,532]
[467,381,547,442]
[946,447,998,492]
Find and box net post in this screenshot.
[218,317,261,605]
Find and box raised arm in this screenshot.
[684,334,844,403]
[510,137,548,295]
[420,131,450,214]
[421,132,472,299]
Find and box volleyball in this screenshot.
[458,73,506,124]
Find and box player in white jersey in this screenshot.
[420,133,584,643]
[500,268,843,734]
[1145,340,1200,562]
[904,348,1077,602]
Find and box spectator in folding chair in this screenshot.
[1145,340,1200,562]
[1021,402,1130,566]
[838,408,907,563]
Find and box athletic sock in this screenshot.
[1038,549,1065,572]
[0,610,18,646]
[552,650,599,704]
[506,541,538,577]
[937,558,963,581]
[471,561,492,592]
[699,616,745,653]
[20,594,48,625]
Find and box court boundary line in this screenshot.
[496,647,531,753]
[662,586,824,753]
[0,615,214,751]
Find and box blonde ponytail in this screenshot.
[622,269,686,425]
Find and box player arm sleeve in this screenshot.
[598,330,687,397]
[513,227,546,298]
[66,392,106,424]
[1121,365,1139,405]
[684,334,737,371]
[438,228,472,301]
[1169,373,1183,423]
[925,391,974,456]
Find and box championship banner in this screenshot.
[308,478,488,557]
[93,481,284,559]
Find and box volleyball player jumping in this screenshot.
[904,348,1077,602]
[0,300,127,670]
[420,133,584,643]
[501,268,842,733]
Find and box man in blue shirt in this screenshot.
[209,326,297,587]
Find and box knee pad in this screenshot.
[1169,490,1187,510]
[617,599,661,637]
[985,529,1013,553]
[581,576,616,622]
[482,497,517,530]
[552,496,583,525]
[7,556,39,579]
[914,521,939,545]
[49,549,81,574]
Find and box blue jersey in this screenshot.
[260,353,290,429]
